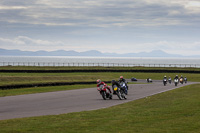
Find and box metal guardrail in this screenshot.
[0,62,200,68]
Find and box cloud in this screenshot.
[1,0,200,27]
[0,0,200,56]
[0,36,68,51]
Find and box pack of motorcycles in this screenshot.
[97,81,128,100]
[163,76,187,86]
[97,76,188,100]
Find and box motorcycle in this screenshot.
[174,79,179,86]
[120,82,128,95]
[113,85,126,100]
[168,78,172,84]
[184,77,187,84]
[97,85,112,100]
[180,78,184,84]
[163,78,167,86]
[146,78,153,83]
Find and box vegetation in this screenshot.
[1,72,200,86]
[0,84,96,97]
[1,66,200,96]
[0,84,200,133]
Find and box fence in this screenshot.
[0,62,200,68]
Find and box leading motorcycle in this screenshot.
[97,85,112,100]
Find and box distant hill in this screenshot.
[0,48,193,57]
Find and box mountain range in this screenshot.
[0,48,199,57]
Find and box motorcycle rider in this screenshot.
[180,75,184,84]
[96,79,112,93]
[147,78,150,82]
[119,76,128,89]
[111,80,121,94]
[184,76,187,83]
[119,76,126,82]
[174,75,179,82]
[163,75,167,85]
[168,76,172,84]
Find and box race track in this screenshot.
[0,80,194,120]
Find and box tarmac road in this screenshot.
[0,80,195,120]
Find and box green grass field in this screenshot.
[0,66,200,132]
[1,72,200,86]
[0,84,200,133]
[1,66,200,97]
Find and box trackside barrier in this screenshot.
[0,62,200,68]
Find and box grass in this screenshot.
[0,84,200,132]
[1,72,200,86]
[0,82,140,97]
[0,84,96,97]
[1,66,200,86]
[1,66,200,97]
[1,70,200,97]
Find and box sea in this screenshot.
[0,56,200,68]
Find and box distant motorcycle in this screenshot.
[174,79,179,86]
[131,77,137,81]
[163,78,167,86]
[168,78,172,84]
[184,77,187,84]
[97,85,112,100]
[180,78,184,84]
[146,78,152,83]
[113,84,126,100]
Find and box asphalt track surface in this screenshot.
[0,80,195,120]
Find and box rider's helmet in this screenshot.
[96,79,101,85]
[111,80,116,84]
[119,76,123,81]
[164,75,166,78]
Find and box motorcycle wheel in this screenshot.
[121,91,127,99]
[101,91,106,100]
[123,94,127,99]
[109,94,112,99]
[116,91,122,100]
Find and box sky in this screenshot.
[0,0,200,56]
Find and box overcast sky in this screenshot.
[0,0,200,56]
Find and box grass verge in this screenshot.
[0,84,96,97]
[1,72,200,86]
[0,82,140,97]
[0,84,200,133]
